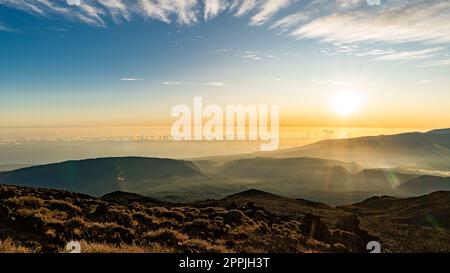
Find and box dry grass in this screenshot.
[6,196,44,208]
[0,184,395,253]
[0,238,34,253]
[75,241,171,253]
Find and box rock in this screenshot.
[0,204,9,218]
[246,201,256,209]
[337,215,379,244]
[330,229,365,252]
[41,244,59,253]
[300,214,331,242]
[337,215,361,232]
[89,203,109,221]
[223,210,247,225]
[94,204,109,216]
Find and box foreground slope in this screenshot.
[0,185,374,253]
[1,185,450,253]
[340,191,450,251]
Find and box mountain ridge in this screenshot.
[0,157,202,196]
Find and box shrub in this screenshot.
[0,238,33,253]
[181,239,228,253]
[144,229,188,246]
[74,241,174,253]
[44,199,82,216]
[6,196,44,209]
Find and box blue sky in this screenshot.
[1,0,450,128]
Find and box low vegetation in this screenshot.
[1,184,449,253]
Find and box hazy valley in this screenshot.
[0,129,449,253]
[1,129,449,205]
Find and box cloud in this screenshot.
[0,0,46,15]
[260,77,287,81]
[271,12,309,30]
[240,51,262,61]
[232,0,258,17]
[375,47,446,61]
[0,0,305,27]
[423,59,450,67]
[211,48,232,53]
[285,1,450,44]
[162,81,225,86]
[0,0,107,26]
[310,78,359,87]
[204,0,227,21]
[250,0,295,25]
[205,81,225,87]
[354,48,395,57]
[98,0,130,21]
[0,22,13,31]
[66,0,81,6]
[418,80,431,84]
[138,0,198,25]
[1,0,449,48]
[162,81,192,85]
[120,78,143,81]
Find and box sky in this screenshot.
[1,0,450,130]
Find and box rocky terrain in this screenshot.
[0,184,449,253]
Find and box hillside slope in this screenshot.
[268,129,450,170]
[1,185,449,253]
[0,157,202,196]
[397,176,450,196]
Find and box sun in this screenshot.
[330,91,365,117]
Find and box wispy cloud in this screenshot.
[205,81,225,87]
[271,12,309,30]
[211,48,232,53]
[423,59,450,67]
[260,77,287,82]
[375,47,446,61]
[0,22,13,32]
[354,48,395,57]
[250,0,295,26]
[1,0,450,47]
[418,80,431,84]
[310,78,359,87]
[99,0,130,21]
[204,0,227,21]
[240,51,262,61]
[139,0,199,25]
[0,0,107,26]
[121,78,144,81]
[232,0,258,17]
[162,81,226,87]
[284,1,450,44]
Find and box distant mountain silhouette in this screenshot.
[268,129,450,170]
[427,128,450,135]
[191,160,221,174]
[0,157,202,196]
[218,157,361,178]
[1,155,445,203]
[214,157,418,194]
[397,176,450,196]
